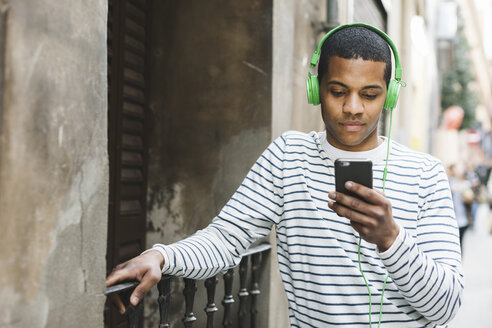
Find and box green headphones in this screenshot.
[306,22,403,110]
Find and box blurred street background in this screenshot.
[450,204,492,327]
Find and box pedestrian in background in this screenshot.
[487,167,492,234]
[465,164,481,226]
[448,164,474,252]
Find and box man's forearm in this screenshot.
[379,228,463,325]
[151,223,248,280]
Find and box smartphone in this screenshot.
[334,158,373,200]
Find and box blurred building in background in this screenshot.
[1,0,491,327]
[434,0,492,167]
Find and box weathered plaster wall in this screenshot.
[272,0,326,140]
[144,1,272,326]
[0,1,108,327]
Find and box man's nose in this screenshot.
[342,93,363,115]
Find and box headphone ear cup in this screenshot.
[306,75,320,105]
[384,79,401,110]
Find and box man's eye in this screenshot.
[362,94,377,99]
[331,90,345,97]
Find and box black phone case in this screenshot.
[335,159,373,200]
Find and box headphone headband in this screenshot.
[309,23,402,81]
[306,22,404,108]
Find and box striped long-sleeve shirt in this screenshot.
[152,130,463,327]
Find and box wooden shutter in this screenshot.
[106,0,151,326]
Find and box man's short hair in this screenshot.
[318,26,392,86]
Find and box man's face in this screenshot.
[320,56,387,151]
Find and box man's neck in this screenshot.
[320,132,388,161]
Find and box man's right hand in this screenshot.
[106,249,165,311]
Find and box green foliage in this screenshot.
[440,25,479,129]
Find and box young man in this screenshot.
[107,25,463,327]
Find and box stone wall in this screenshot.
[272,0,326,139]
[0,1,108,327]
[144,1,273,326]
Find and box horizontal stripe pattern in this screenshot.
[153,131,463,327]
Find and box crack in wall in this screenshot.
[77,163,88,292]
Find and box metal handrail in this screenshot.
[105,243,271,296]
[105,243,271,328]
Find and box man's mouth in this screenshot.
[339,121,364,132]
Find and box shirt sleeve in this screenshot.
[378,160,463,325]
[150,135,286,280]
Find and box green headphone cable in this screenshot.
[357,109,394,327]
[382,109,393,191]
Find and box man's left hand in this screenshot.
[328,181,400,252]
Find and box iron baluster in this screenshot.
[126,302,143,328]
[204,276,218,328]
[222,268,235,328]
[157,275,171,328]
[238,257,250,328]
[182,278,197,328]
[250,252,262,328]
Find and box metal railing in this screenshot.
[105,243,272,328]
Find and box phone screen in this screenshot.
[334,158,373,200]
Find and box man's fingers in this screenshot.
[373,189,386,197]
[129,269,162,306]
[350,220,364,234]
[106,266,131,287]
[109,294,126,314]
[328,191,366,222]
[329,188,367,211]
[106,250,165,306]
[328,199,371,226]
[328,182,389,218]
[343,181,385,204]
